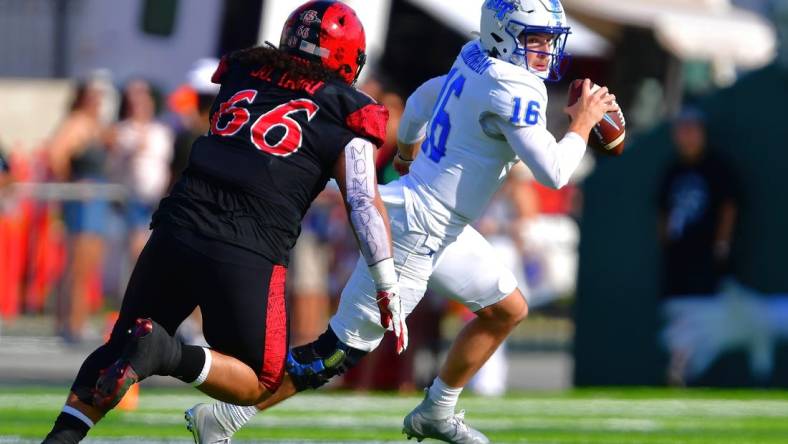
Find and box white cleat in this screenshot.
[403,407,490,444]
[185,403,232,444]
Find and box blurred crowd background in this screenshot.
[1,0,787,393]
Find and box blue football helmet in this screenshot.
[480,0,571,81]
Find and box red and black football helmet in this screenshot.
[279,1,367,85]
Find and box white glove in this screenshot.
[369,258,408,353]
[376,285,408,354]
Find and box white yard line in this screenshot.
[5,393,788,418]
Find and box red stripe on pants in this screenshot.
[260,264,287,392]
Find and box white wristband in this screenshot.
[369,257,397,291]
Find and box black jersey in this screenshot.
[153,55,388,265]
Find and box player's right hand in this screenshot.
[564,79,618,129]
[376,286,408,354]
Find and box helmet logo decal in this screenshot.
[485,0,518,21]
[301,10,321,25]
[296,26,310,39]
[548,0,563,21]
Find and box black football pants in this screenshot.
[71,225,289,402]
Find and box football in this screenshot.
[567,79,626,156]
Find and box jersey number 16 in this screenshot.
[422,68,465,163]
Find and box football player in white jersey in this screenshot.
[185,0,617,443]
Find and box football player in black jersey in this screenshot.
[43,2,406,442]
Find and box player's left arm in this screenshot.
[394,75,445,174]
[333,137,408,353]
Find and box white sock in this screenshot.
[424,377,463,418]
[62,405,94,428]
[213,402,259,434]
[191,347,212,386]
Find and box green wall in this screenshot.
[573,64,788,386]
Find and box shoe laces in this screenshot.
[447,409,469,434]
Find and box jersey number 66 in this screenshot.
[211,89,320,157]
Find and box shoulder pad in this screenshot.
[317,81,389,147]
[346,104,389,148]
[487,63,547,127]
[211,56,230,85]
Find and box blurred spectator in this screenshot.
[658,2,788,387]
[288,188,340,346]
[0,147,8,330]
[658,107,738,298]
[168,58,220,189]
[165,59,220,346]
[358,77,404,184]
[376,92,405,184]
[657,106,739,384]
[109,78,173,260]
[516,160,585,307]
[0,147,10,189]
[47,79,113,343]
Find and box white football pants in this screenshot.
[330,182,521,352]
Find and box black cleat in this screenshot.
[93,318,176,410]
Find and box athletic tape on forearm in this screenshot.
[345,138,392,267]
[369,257,397,291]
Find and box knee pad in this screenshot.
[71,337,127,406]
[287,327,366,392]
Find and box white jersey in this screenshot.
[397,40,586,242]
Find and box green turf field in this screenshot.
[2,386,788,443]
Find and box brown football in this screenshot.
[567,79,626,156]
